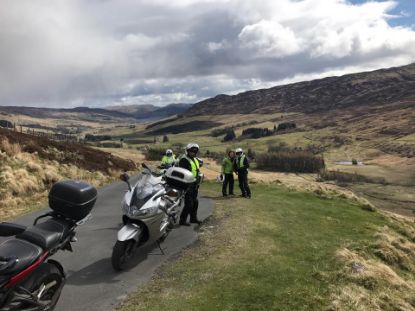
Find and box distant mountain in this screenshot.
[0,106,131,119]
[0,103,192,122]
[107,103,192,120]
[186,63,415,116]
[136,103,192,120]
[105,104,157,115]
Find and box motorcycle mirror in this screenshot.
[120,172,132,191]
[120,172,130,182]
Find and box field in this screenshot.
[88,103,415,217]
[2,102,413,217]
[0,101,414,310]
[120,182,415,311]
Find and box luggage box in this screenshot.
[165,167,195,190]
[49,180,97,221]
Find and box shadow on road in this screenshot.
[65,241,170,286]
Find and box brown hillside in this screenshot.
[0,128,136,173]
[186,63,415,115]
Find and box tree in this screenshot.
[223,129,236,142]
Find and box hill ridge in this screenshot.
[186,63,415,115]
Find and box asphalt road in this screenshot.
[4,178,213,311]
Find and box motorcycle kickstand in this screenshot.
[156,240,165,255]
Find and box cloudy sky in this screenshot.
[0,0,414,108]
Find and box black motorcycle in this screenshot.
[0,180,97,311]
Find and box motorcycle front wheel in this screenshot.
[111,240,136,271]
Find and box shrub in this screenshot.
[163,135,169,142]
[242,127,273,139]
[277,122,296,131]
[211,127,232,137]
[85,134,112,142]
[0,120,14,129]
[318,170,386,184]
[223,129,236,142]
[256,151,325,173]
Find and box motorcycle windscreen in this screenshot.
[131,173,163,208]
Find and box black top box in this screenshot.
[49,180,97,221]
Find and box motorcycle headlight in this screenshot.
[132,208,150,217]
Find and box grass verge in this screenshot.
[119,182,415,311]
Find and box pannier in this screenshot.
[165,167,195,190]
[49,180,97,221]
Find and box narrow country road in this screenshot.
[3,177,214,311]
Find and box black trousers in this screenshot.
[180,184,199,222]
[237,170,251,197]
[222,173,234,195]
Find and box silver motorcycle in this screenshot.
[111,163,195,271]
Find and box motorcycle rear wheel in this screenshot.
[111,240,136,271]
[2,263,64,311]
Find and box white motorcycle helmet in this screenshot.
[235,147,243,154]
[186,143,199,155]
[186,143,199,151]
[166,149,173,156]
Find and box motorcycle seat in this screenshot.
[0,239,42,276]
[0,222,26,237]
[16,218,72,250]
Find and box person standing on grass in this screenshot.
[221,150,235,197]
[179,143,202,226]
[234,147,251,198]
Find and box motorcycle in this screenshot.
[111,163,195,271]
[0,180,97,311]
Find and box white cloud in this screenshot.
[0,0,414,107]
[239,20,302,57]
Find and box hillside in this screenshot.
[186,63,415,116]
[0,128,137,219]
[105,104,156,115]
[0,106,132,120]
[0,103,192,124]
[107,103,192,120]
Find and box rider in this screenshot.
[234,147,251,198]
[161,149,176,169]
[178,143,202,226]
[221,150,235,197]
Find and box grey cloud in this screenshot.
[0,0,414,107]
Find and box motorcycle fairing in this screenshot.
[117,223,142,242]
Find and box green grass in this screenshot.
[120,182,394,311]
